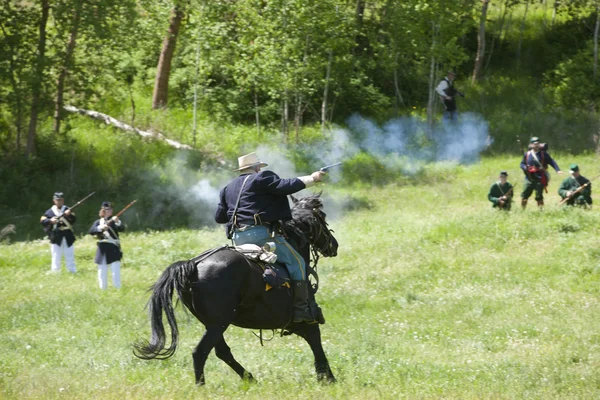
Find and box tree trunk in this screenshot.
[516,0,529,71]
[152,6,185,110]
[552,0,560,27]
[192,34,201,147]
[0,23,24,152]
[254,89,261,138]
[594,6,599,79]
[485,0,509,72]
[53,0,83,135]
[426,22,438,128]
[294,91,302,143]
[472,0,490,83]
[393,53,405,115]
[281,92,289,138]
[321,49,333,132]
[26,0,50,158]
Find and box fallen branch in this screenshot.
[64,105,193,150]
[0,224,16,242]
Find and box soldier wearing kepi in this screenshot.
[40,192,77,273]
[89,202,124,289]
[215,152,326,323]
[488,171,514,210]
[558,164,592,208]
[520,136,563,209]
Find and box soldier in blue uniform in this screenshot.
[40,192,77,273]
[519,137,563,209]
[89,202,124,289]
[215,152,326,323]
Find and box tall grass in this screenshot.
[2,155,600,398]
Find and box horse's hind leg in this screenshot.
[192,326,228,385]
[296,325,336,383]
[215,337,256,382]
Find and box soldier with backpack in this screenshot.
[520,137,563,209]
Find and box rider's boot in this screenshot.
[292,280,316,324]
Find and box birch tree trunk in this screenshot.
[472,0,490,83]
[26,0,49,157]
[152,6,185,109]
[552,0,560,27]
[393,53,405,115]
[426,22,438,128]
[254,89,261,138]
[53,0,83,135]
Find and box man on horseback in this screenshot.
[215,152,326,324]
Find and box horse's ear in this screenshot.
[290,195,298,204]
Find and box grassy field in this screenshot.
[2,155,600,399]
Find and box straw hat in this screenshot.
[234,152,268,171]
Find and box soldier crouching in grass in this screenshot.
[558,164,592,208]
[488,171,514,211]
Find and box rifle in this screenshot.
[52,191,96,228]
[99,200,136,237]
[114,200,137,218]
[517,135,533,181]
[320,162,343,172]
[559,183,590,205]
[559,174,599,205]
[498,184,516,208]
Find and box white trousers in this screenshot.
[97,256,121,290]
[50,237,76,273]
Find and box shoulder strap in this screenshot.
[495,182,505,195]
[228,175,252,238]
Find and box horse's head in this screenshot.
[287,194,338,257]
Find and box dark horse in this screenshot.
[133,195,338,385]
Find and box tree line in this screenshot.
[2,0,600,158]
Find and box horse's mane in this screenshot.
[284,194,324,249]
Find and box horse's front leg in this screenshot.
[295,325,336,383]
[193,325,228,385]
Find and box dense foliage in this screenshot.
[2,0,600,238]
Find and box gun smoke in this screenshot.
[144,113,492,227]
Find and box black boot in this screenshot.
[292,280,316,323]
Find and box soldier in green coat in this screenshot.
[488,171,514,210]
[558,164,592,207]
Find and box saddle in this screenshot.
[233,244,290,290]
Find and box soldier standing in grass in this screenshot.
[215,152,326,323]
[488,171,514,210]
[436,70,464,122]
[520,137,563,209]
[40,192,77,273]
[89,202,124,289]
[558,164,592,208]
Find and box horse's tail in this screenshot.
[133,259,197,360]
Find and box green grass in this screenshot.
[2,155,600,398]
